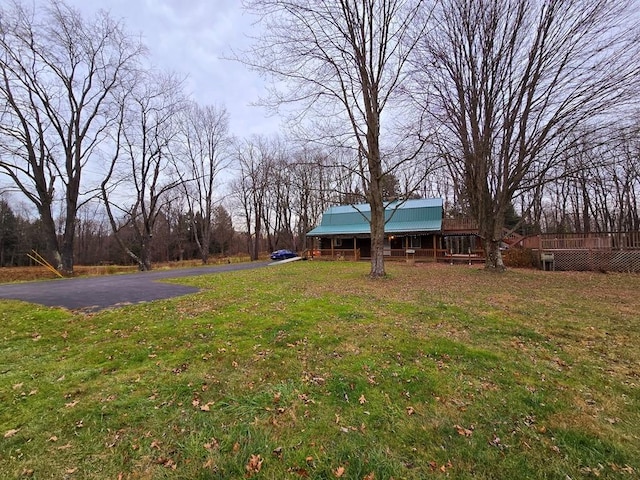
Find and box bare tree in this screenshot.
[0,0,143,274]
[242,0,428,277]
[546,125,640,234]
[289,146,338,249]
[413,0,640,270]
[101,71,185,271]
[231,136,276,261]
[177,102,231,264]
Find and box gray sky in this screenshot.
[66,0,276,138]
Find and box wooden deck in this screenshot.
[516,231,640,272]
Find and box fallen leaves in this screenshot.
[453,424,473,437]
[489,434,508,451]
[429,460,453,473]
[245,454,263,476]
[171,363,189,375]
[192,397,214,412]
[4,428,20,438]
[156,457,177,470]
[203,438,220,450]
[288,466,310,477]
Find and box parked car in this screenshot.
[270,249,298,260]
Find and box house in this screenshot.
[305,198,640,271]
[305,198,483,262]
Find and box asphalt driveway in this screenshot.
[0,262,270,312]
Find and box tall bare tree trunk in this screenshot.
[243,1,428,278]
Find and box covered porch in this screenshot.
[308,233,442,261]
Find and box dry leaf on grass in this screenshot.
[4,428,20,438]
[204,438,219,450]
[156,457,177,470]
[454,424,473,437]
[334,466,346,477]
[288,467,310,477]
[245,454,263,476]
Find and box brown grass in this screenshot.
[0,257,253,283]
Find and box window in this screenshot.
[409,236,422,248]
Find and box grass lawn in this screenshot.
[1,262,639,479]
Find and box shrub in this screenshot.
[503,246,536,268]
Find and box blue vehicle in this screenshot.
[270,249,297,260]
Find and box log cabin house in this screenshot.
[305,198,640,271]
[305,198,483,263]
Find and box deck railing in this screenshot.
[521,232,640,251]
[442,217,478,231]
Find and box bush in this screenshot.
[503,246,536,268]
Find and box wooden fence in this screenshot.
[519,232,640,272]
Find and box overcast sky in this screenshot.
[65,0,277,139]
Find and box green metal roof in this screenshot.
[307,199,443,237]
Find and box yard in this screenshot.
[1,262,638,479]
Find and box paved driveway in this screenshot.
[0,262,269,312]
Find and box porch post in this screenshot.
[433,235,437,259]
[331,237,335,259]
[354,237,357,261]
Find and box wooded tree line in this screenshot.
[1,0,639,273]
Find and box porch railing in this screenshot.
[311,248,485,262]
[313,249,361,261]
